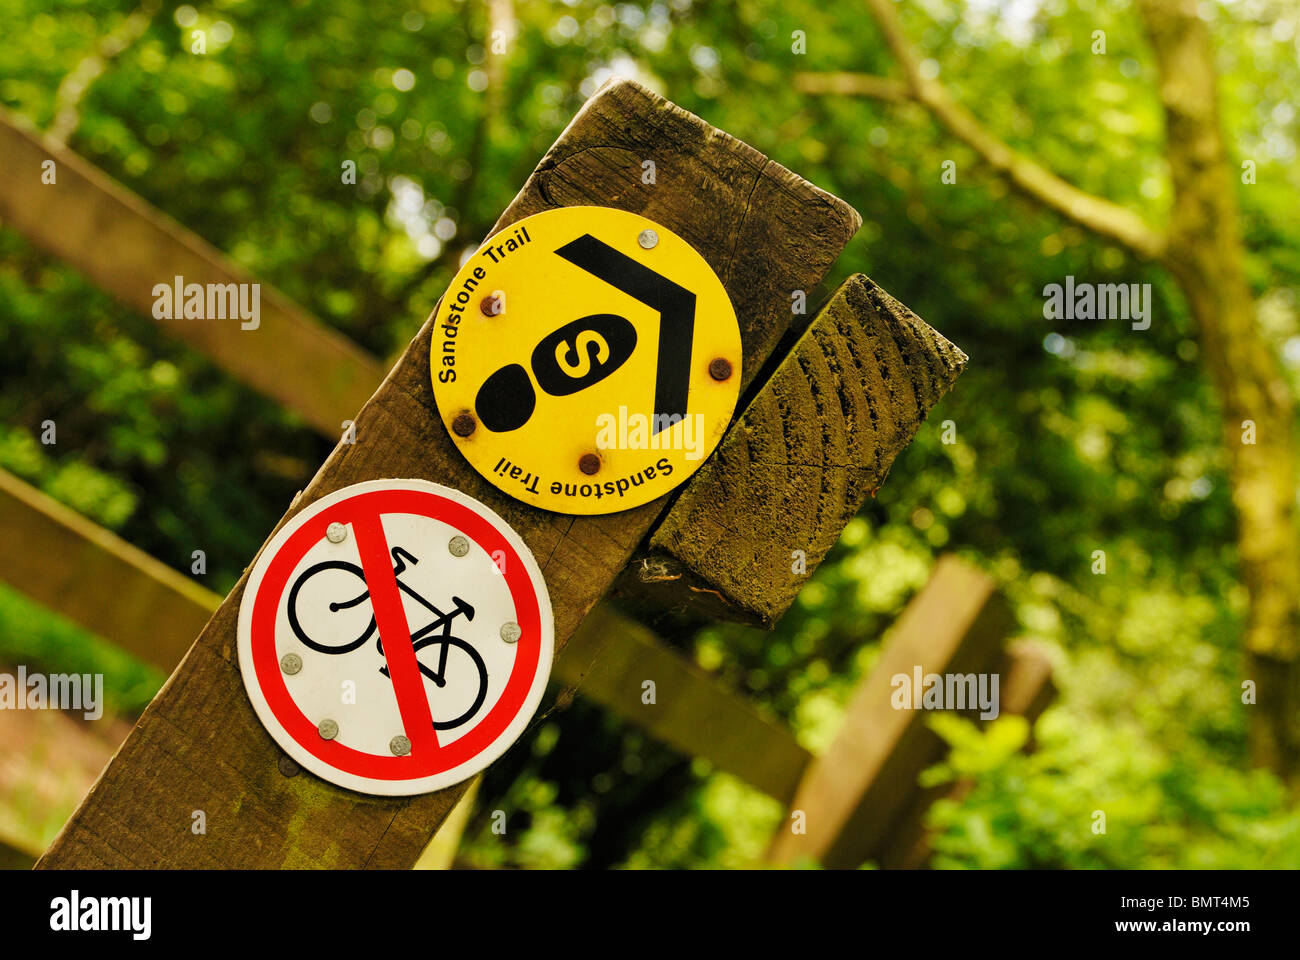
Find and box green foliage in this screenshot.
[923,708,1300,870]
[0,0,1297,867]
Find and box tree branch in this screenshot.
[799,0,1168,261]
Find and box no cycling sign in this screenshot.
[236,479,554,796]
[431,205,742,515]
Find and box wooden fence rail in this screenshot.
[0,107,385,439]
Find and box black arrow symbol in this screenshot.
[554,233,696,432]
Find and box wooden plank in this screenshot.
[875,641,1055,869]
[0,107,385,439]
[557,604,810,803]
[765,556,1011,868]
[36,78,859,870]
[618,274,967,627]
[0,467,218,672]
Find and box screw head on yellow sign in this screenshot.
[430,205,741,515]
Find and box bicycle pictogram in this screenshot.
[287,544,488,730]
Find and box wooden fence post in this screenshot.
[34,78,860,869]
[765,556,1014,868]
[0,125,966,836]
[874,641,1055,869]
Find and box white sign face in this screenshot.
[236,479,554,796]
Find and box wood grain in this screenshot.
[621,273,967,627]
[36,78,859,869]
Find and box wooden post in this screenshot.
[35,79,860,869]
[0,129,961,807]
[766,556,1013,868]
[875,641,1055,869]
[616,274,967,626]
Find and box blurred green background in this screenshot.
[1,0,1299,868]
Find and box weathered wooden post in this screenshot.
[36,79,864,869]
[615,274,967,626]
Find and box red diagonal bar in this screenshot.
[350,512,438,754]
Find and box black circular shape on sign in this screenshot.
[530,313,637,397]
[474,363,536,433]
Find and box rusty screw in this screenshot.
[708,357,733,382]
[480,291,505,316]
[578,453,601,475]
[451,413,476,437]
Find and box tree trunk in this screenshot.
[1139,0,1300,783]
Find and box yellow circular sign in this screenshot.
[430,206,741,515]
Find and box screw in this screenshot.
[708,357,733,382]
[578,453,601,475]
[501,621,521,644]
[277,755,300,778]
[638,229,659,250]
[451,413,476,437]
[318,719,339,740]
[390,735,411,756]
[448,535,470,557]
[280,653,303,675]
[480,291,505,316]
[326,522,347,543]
